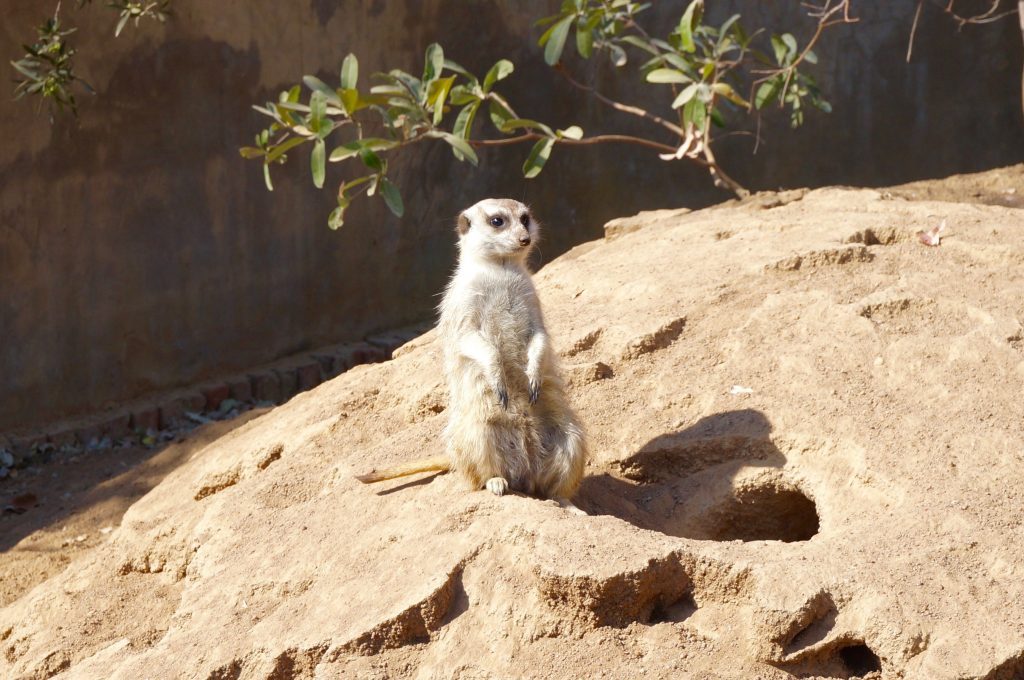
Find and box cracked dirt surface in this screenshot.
[2,171,1024,679]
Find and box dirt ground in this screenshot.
[0,412,266,608]
[2,165,1024,679]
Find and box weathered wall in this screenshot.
[0,0,1021,433]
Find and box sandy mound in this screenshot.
[3,183,1024,679]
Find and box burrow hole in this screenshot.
[648,593,697,625]
[586,432,821,543]
[838,643,883,677]
[700,479,820,543]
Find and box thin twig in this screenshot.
[471,132,677,154]
[930,0,1018,28]
[907,0,924,62]
[553,63,687,138]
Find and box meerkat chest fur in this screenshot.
[466,266,537,370]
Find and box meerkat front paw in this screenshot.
[485,477,509,496]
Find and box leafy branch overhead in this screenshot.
[244,0,852,229]
[242,45,591,229]
[10,1,172,116]
[11,7,87,115]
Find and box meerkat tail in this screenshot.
[354,454,451,484]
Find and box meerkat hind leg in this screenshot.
[485,477,509,496]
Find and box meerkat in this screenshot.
[356,198,588,511]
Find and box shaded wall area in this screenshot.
[0,0,1021,433]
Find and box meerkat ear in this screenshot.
[456,211,471,235]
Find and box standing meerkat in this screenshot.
[356,198,588,510]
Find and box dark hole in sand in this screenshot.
[838,643,882,677]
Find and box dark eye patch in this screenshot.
[520,213,530,227]
[489,216,505,227]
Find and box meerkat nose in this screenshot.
[519,235,531,246]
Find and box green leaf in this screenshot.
[340,53,358,90]
[483,59,514,92]
[328,204,346,230]
[711,82,749,108]
[754,79,781,109]
[239,146,264,159]
[449,85,479,106]
[719,14,741,37]
[452,101,481,159]
[540,15,574,66]
[266,136,308,163]
[682,97,706,130]
[608,44,627,67]
[575,20,593,58]
[115,13,129,37]
[558,125,583,140]
[430,131,479,165]
[671,82,699,109]
[427,75,456,125]
[272,98,307,112]
[646,68,690,84]
[10,60,40,79]
[263,163,274,191]
[388,69,423,102]
[678,0,701,53]
[488,97,515,130]
[329,138,395,162]
[501,118,555,137]
[534,13,563,28]
[379,177,404,217]
[781,33,798,57]
[303,75,340,105]
[309,91,327,133]
[360,149,384,172]
[771,34,794,65]
[522,137,555,178]
[443,58,473,79]
[619,35,659,55]
[339,87,359,115]
[423,43,444,83]
[311,138,326,188]
[804,49,818,65]
[330,145,360,163]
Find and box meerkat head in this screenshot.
[456,198,539,263]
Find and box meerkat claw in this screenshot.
[529,380,540,404]
[497,388,509,410]
[485,477,509,496]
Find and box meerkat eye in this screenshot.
[521,214,530,227]
[489,216,505,228]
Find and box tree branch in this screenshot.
[470,132,677,154]
[552,63,687,138]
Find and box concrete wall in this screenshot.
[1,0,1021,433]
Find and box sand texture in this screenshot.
[2,179,1024,679]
